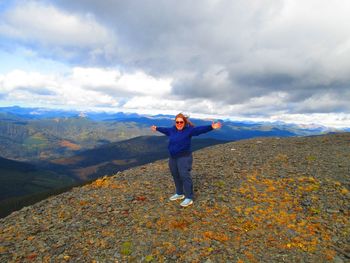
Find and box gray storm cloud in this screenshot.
[2,0,350,123]
[53,0,350,115]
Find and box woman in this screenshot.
[151,113,221,207]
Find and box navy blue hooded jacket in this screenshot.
[156,125,213,157]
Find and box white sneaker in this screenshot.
[169,194,185,201]
[180,198,193,207]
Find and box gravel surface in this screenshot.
[1,133,349,262]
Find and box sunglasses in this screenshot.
[176,121,184,124]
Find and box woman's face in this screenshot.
[175,118,185,130]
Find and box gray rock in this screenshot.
[333,256,344,263]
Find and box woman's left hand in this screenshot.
[211,121,222,129]
[151,125,157,132]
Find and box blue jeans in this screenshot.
[168,154,194,199]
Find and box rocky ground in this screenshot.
[1,133,349,262]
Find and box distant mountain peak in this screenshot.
[79,112,87,118]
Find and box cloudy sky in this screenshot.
[1,0,350,127]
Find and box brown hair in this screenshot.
[175,113,194,127]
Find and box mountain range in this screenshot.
[1,105,346,217]
[1,106,341,162]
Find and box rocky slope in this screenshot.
[1,133,349,262]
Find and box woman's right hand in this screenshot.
[151,125,157,132]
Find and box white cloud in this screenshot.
[0,67,172,108]
[1,70,57,92]
[0,1,117,61]
[271,113,350,129]
[294,92,349,113]
[67,67,172,97]
[123,96,184,112]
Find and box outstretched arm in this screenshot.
[191,121,222,136]
[151,125,171,136]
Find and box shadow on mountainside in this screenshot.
[0,136,225,218]
[0,133,349,262]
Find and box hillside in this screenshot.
[0,157,75,201]
[0,113,150,161]
[47,135,224,181]
[0,133,349,262]
[0,136,224,218]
